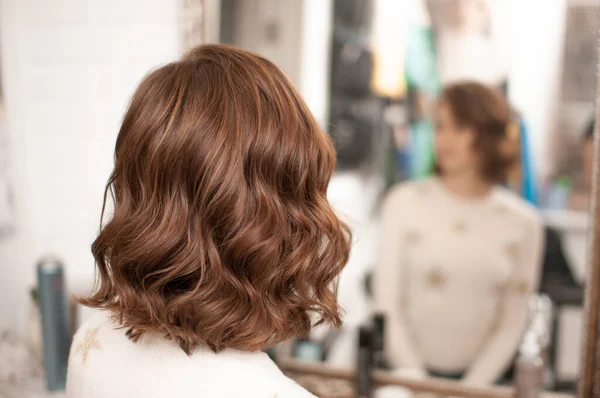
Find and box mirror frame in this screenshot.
[577,21,600,397]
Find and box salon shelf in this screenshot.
[542,209,588,284]
[542,209,588,232]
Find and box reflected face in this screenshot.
[434,102,479,176]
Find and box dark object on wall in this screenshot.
[219,0,235,44]
[329,0,381,171]
[330,97,376,169]
[330,0,374,98]
[333,0,373,33]
[331,37,374,98]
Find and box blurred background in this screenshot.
[0,0,596,397]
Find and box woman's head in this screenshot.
[434,81,513,183]
[83,44,351,353]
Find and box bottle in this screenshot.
[528,296,552,359]
[515,330,544,398]
[544,176,572,209]
[37,256,71,391]
[356,325,374,398]
[372,313,387,369]
[527,295,554,389]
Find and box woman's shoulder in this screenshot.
[269,375,317,398]
[71,309,116,345]
[491,187,542,228]
[68,311,315,397]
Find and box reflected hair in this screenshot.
[81,44,352,354]
[435,81,513,183]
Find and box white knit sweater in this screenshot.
[66,311,314,398]
[374,178,544,385]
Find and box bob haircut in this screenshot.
[82,44,351,354]
[435,81,513,183]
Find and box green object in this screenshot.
[556,176,572,190]
[411,119,436,179]
[404,25,441,180]
[405,27,442,95]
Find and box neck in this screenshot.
[438,170,492,199]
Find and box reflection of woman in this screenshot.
[374,82,543,385]
[402,0,508,182]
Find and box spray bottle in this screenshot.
[515,330,544,398]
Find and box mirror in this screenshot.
[217,0,596,396]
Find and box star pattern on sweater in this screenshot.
[406,229,422,244]
[454,220,468,233]
[76,327,102,366]
[426,268,447,289]
[505,242,520,259]
[514,281,530,295]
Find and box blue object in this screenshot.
[519,118,539,206]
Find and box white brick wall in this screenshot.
[0,0,181,329]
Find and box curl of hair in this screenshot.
[80,44,351,354]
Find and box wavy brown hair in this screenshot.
[81,44,351,354]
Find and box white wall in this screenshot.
[203,0,222,44]
[232,0,303,87]
[225,0,333,127]
[298,0,333,127]
[507,0,567,181]
[0,0,334,330]
[0,0,181,330]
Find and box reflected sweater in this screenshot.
[373,178,544,385]
[66,311,314,398]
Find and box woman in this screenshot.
[374,82,543,385]
[67,44,351,398]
